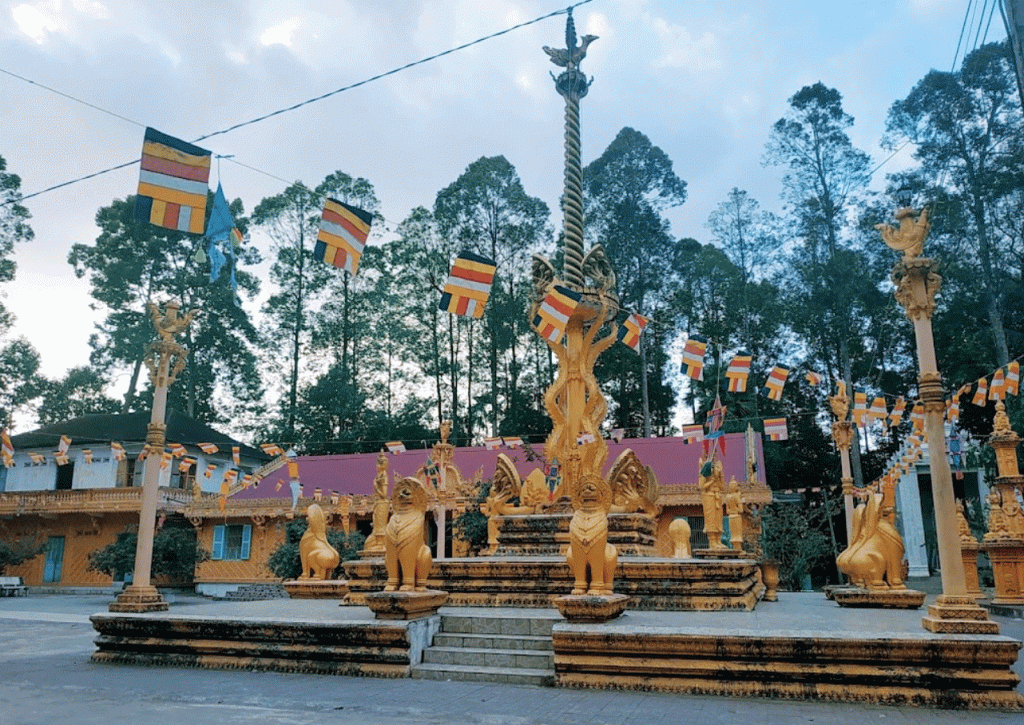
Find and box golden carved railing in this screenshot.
[0,487,191,515]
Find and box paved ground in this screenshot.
[1,590,1022,725]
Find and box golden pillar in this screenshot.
[982,402,1024,606]
[110,301,195,612]
[879,205,998,633]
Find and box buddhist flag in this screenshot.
[82,449,93,464]
[805,371,822,387]
[314,197,372,276]
[232,446,240,467]
[706,393,726,435]
[29,453,45,464]
[204,463,217,478]
[110,442,126,461]
[889,397,906,426]
[424,457,440,489]
[910,403,925,432]
[484,437,502,450]
[947,398,960,424]
[135,127,211,234]
[179,456,196,474]
[1,430,13,468]
[725,354,752,393]
[764,417,788,441]
[58,435,71,455]
[852,388,868,425]
[198,442,219,455]
[1006,361,1020,396]
[869,397,888,423]
[990,369,1006,401]
[682,425,704,443]
[168,443,187,457]
[609,428,625,443]
[680,335,708,380]
[502,436,523,449]
[971,378,988,406]
[386,441,406,455]
[761,365,790,401]
[577,432,596,445]
[533,285,581,344]
[439,251,496,319]
[242,473,254,489]
[261,443,284,457]
[160,452,173,470]
[617,312,649,352]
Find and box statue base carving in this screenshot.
[983,537,1024,606]
[832,587,926,609]
[692,548,744,560]
[283,579,350,600]
[109,584,169,613]
[922,595,1000,634]
[365,589,448,620]
[358,546,386,559]
[554,592,629,623]
[493,513,657,557]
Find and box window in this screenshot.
[212,524,251,561]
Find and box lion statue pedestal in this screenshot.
[283,503,350,600]
[365,477,448,620]
[554,473,629,623]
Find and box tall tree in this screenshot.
[36,365,120,426]
[69,194,263,422]
[763,82,873,487]
[884,40,1023,366]
[253,172,379,441]
[0,155,33,293]
[433,156,550,438]
[583,128,687,436]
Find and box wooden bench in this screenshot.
[0,576,28,596]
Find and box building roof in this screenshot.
[236,432,763,501]
[9,411,269,461]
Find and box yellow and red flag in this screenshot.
[761,365,790,402]
[135,127,211,234]
[617,312,649,352]
[971,378,988,406]
[680,335,708,381]
[314,198,373,276]
[533,285,582,344]
[439,251,496,319]
[725,354,752,393]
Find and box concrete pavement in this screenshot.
[1,591,1022,725]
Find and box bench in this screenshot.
[0,576,28,596]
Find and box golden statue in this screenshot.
[607,449,658,515]
[362,450,390,554]
[876,206,930,261]
[565,473,617,595]
[480,454,534,549]
[836,493,906,589]
[668,518,692,558]
[299,503,340,580]
[698,454,726,549]
[146,300,197,343]
[374,450,388,499]
[957,501,976,542]
[384,477,433,592]
[726,477,744,551]
[520,468,550,510]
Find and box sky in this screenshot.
[0,0,1005,430]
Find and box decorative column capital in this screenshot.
[891,257,942,321]
[841,477,855,497]
[831,421,854,451]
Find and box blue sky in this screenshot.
[0,0,1001,427]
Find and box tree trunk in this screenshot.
[288,222,306,440]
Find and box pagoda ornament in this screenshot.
[982,401,1024,606]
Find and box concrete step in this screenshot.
[411,662,555,687]
[432,632,552,651]
[439,612,560,637]
[422,645,554,669]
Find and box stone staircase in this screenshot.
[412,609,558,686]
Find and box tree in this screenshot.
[36,365,120,426]
[69,194,263,423]
[255,173,379,442]
[0,535,44,574]
[760,498,834,591]
[583,128,687,436]
[265,517,364,580]
[88,526,210,584]
[0,154,33,292]
[763,82,873,488]
[434,156,551,438]
[884,40,1024,367]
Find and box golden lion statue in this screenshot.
[384,476,433,592]
[566,473,617,596]
[299,503,340,580]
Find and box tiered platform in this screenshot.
[344,555,763,610]
[493,512,657,556]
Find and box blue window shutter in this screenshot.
[240,525,252,560]
[212,525,225,560]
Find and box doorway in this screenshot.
[43,536,65,583]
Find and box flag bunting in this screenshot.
[135,127,211,234]
[438,251,496,319]
[533,285,582,344]
[764,417,788,441]
[617,312,649,352]
[680,335,708,381]
[725,354,752,393]
[761,365,790,401]
[314,198,373,276]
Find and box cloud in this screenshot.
[11,1,68,44]
[259,18,301,48]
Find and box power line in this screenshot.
[4,0,594,207]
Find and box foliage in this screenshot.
[0,535,44,574]
[760,498,834,591]
[88,526,210,583]
[35,365,120,426]
[265,517,365,580]
[0,154,33,288]
[453,481,492,557]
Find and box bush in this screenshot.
[760,500,832,591]
[0,536,44,574]
[88,526,210,583]
[453,480,491,556]
[266,518,365,580]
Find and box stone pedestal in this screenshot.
[692,548,743,560]
[283,579,350,600]
[961,539,984,600]
[365,589,448,620]
[109,584,169,613]
[554,592,629,623]
[984,538,1024,606]
[922,594,1001,634]
[493,513,657,557]
[832,587,926,609]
